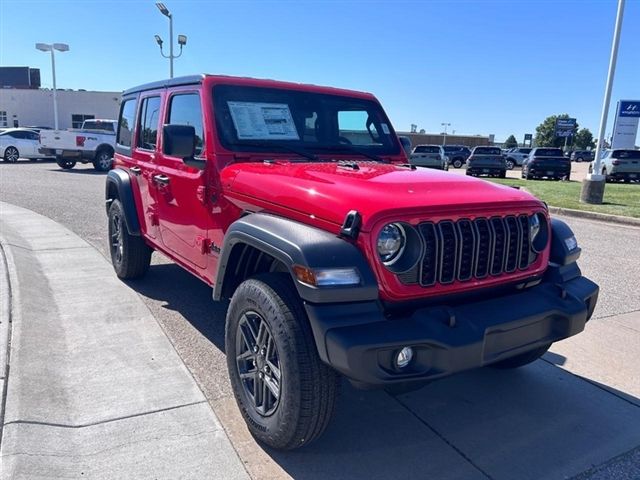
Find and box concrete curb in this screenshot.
[548,206,640,227]
[0,202,249,479]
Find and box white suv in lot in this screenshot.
[590,149,640,183]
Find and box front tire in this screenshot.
[505,159,515,170]
[3,146,19,163]
[226,273,340,450]
[108,199,151,278]
[453,159,463,169]
[490,343,551,369]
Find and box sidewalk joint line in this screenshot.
[3,400,208,430]
[391,394,495,480]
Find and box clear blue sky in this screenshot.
[1,0,638,143]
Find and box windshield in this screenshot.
[474,147,501,155]
[611,150,640,159]
[535,148,564,157]
[213,85,400,157]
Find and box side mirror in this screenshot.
[163,124,205,169]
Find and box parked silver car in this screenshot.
[504,147,532,170]
[590,149,640,183]
[409,144,448,170]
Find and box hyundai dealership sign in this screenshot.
[612,100,640,148]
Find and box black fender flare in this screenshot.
[105,168,141,235]
[549,218,581,266]
[213,213,379,304]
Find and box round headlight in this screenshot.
[530,214,541,242]
[530,212,548,252]
[377,223,405,263]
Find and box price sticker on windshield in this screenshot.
[228,101,299,140]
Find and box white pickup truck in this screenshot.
[39,119,117,171]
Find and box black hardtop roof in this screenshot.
[123,75,205,96]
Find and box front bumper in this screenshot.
[305,264,598,387]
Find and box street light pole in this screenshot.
[155,3,187,79]
[581,0,625,204]
[441,122,451,146]
[169,10,174,78]
[50,48,58,130]
[35,43,69,130]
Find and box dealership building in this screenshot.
[0,66,121,129]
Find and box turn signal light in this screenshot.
[292,265,360,287]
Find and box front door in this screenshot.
[154,90,211,270]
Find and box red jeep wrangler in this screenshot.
[105,75,598,450]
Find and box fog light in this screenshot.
[395,347,414,369]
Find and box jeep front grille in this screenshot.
[414,215,535,287]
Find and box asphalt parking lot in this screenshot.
[1,160,639,479]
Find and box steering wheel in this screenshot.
[338,136,353,145]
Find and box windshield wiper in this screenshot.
[316,144,388,163]
[228,140,318,161]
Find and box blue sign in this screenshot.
[555,118,576,137]
[619,101,640,117]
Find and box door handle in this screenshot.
[130,166,141,176]
[153,174,170,186]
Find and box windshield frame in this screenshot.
[212,84,401,158]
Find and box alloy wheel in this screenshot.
[236,311,282,417]
[110,213,124,265]
[5,147,19,162]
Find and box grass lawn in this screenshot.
[487,178,640,218]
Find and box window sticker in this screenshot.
[227,101,299,140]
[381,123,390,134]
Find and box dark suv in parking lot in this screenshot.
[443,145,471,168]
[570,150,595,162]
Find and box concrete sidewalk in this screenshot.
[0,202,248,479]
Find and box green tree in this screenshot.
[534,114,579,147]
[504,134,518,149]
[573,128,595,150]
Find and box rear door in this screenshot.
[154,89,212,270]
[115,94,160,239]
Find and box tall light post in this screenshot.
[155,3,187,78]
[35,42,69,130]
[581,0,625,204]
[441,122,451,145]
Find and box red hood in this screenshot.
[220,160,544,231]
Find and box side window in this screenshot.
[337,110,384,146]
[117,99,136,148]
[167,93,204,156]
[138,96,161,151]
[28,131,39,140]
